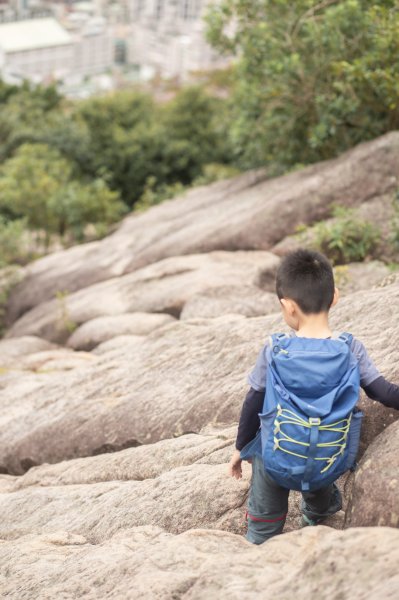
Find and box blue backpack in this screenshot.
[259,333,363,492]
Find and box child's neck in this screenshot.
[296,312,332,339]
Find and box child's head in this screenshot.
[276,249,337,328]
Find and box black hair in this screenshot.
[276,249,335,314]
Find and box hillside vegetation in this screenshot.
[0,0,398,267]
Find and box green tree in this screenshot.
[206,0,399,169]
[48,179,126,241]
[161,86,233,181]
[0,216,28,266]
[74,86,233,207]
[0,82,63,161]
[0,143,71,233]
[0,143,125,242]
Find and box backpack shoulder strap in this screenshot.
[335,331,353,346]
[266,332,289,365]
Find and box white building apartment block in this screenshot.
[129,0,227,80]
[73,18,114,77]
[0,18,75,83]
[0,17,115,85]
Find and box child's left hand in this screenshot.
[228,450,243,479]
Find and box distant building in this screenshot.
[0,15,114,85]
[129,0,227,80]
[0,18,74,82]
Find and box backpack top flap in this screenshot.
[265,333,360,418]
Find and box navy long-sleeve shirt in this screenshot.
[236,377,399,450]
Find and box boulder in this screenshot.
[6,251,279,343]
[0,425,344,543]
[272,192,396,262]
[333,261,391,296]
[180,286,280,320]
[2,426,238,491]
[92,335,145,355]
[0,278,398,475]
[0,313,282,473]
[19,349,96,372]
[67,313,176,351]
[346,420,399,528]
[7,132,399,323]
[0,525,398,599]
[0,336,58,368]
[329,278,399,452]
[0,427,250,543]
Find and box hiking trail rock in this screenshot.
[6,251,279,343]
[346,419,399,528]
[2,133,399,598]
[1,280,398,475]
[67,313,176,351]
[7,132,399,323]
[0,525,398,599]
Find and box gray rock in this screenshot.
[8,132,399,323]
[346,420,399,528]
[0,428,249,543]
[6,251,279,343]
[0,336,57,368]
[67,313,176,351]
[0,525,398,599]
[180,286,280,320]
[92,335,145,355]
[0,279,398,475]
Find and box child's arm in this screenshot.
[363,376,399,410]
[351,337,399,410]
[228,387,265,478]
[236,387,265,450]
[228,449,243,479]
[228,343,268,478]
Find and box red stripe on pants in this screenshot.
[246,511,287,523]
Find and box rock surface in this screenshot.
[273,192,397,264]
[1,279,399,475]
[333,261,391,296]
[0,428,249,543]
[67,313,176,351]
[2,134,399,598]
[0,336,58,367]
[0,426,347,543]
[7,132,399,323]
[0,525,398,599]
[6,251,279,343]
[180,286,280,320]
[346,420,399,528]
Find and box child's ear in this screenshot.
[280,298,296,315]
[332,287,340,307]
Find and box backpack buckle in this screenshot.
[309,417,321,426]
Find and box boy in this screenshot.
[229,249,399,545]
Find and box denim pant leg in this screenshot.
[246,455,289,545]
[301,482,342,521]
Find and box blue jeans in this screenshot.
[246,455,342,544]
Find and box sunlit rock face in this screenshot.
[2,132,399,598]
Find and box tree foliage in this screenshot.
[206,0,399,169]
[0,80,236,245]
[74,86,232,206]
[0,144,126,243]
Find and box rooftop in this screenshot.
[0,18,72,53]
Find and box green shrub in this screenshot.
[206,1,399,169]
[135,163,240,212]
[193,163,240,186]
[134,177,187,212]
[0,143,125,244]
[0,216,29,266]
[310,206,380,265]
